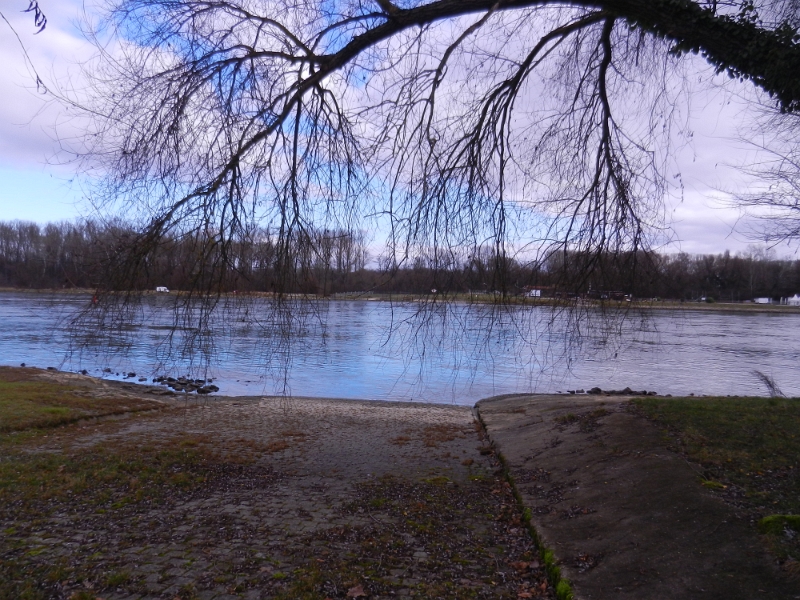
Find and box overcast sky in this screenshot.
[0,1,790,257]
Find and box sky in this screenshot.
[0,1,93,222]
[0,0,790,257]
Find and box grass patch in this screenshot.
[701,479,727,490]
[422,475,451,485]
[0,437,212,507]
[554,413,578,425]
[758,515,800,535]
[0,367,160,433]
[105,570,131,587]
[0,557,73,600]
[633,395,800,560]
[554,408,609,433]
[0,426,276,599]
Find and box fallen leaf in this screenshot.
[347,584,368,598]
[517,593,533,599]
[510,561,530,571]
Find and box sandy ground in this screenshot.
[1,381,553,600]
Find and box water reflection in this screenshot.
[1,292,799,403]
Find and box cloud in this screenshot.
[0,1,796,259]
[655,72,799,255]
[0,0,93,168]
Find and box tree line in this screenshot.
[1,220,799,302]
[0,220,369,295]
[61,0,800,312]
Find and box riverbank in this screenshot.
[2,286,799,315]
[2,368,799,599]
[0,368,554,600]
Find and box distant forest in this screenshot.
[1,220,799,301]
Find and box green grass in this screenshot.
[633,396,800,559]
[0,391,82,432]
[105,570,131,587]
[0,431,236,599]
[759,515,800,535]
[632,396,800,491]
[0,437,211,507]
[0,369,205,518]
[0,367,160,433]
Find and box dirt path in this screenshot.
[476,394,800,600]
[2,394,555,600]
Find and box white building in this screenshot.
[787,294,800,306]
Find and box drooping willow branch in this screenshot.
[62,0,800,371]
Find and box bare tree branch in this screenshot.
[57,0,800,370]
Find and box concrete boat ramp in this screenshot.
[477,393,800,599]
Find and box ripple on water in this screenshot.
[1,292,799,402]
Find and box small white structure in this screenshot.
[526,289,541,298]
[155,286,170,293]
[754,297,772,304]
[787,294,800,306]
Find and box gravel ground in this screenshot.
[1,395,554,600]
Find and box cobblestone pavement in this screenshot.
[2,397,554,599]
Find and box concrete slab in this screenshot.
[477,394,800,599]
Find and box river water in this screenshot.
[1,291,798,403]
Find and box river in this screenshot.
[1,291,798,403]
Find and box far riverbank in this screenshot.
[2,286,799,315]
